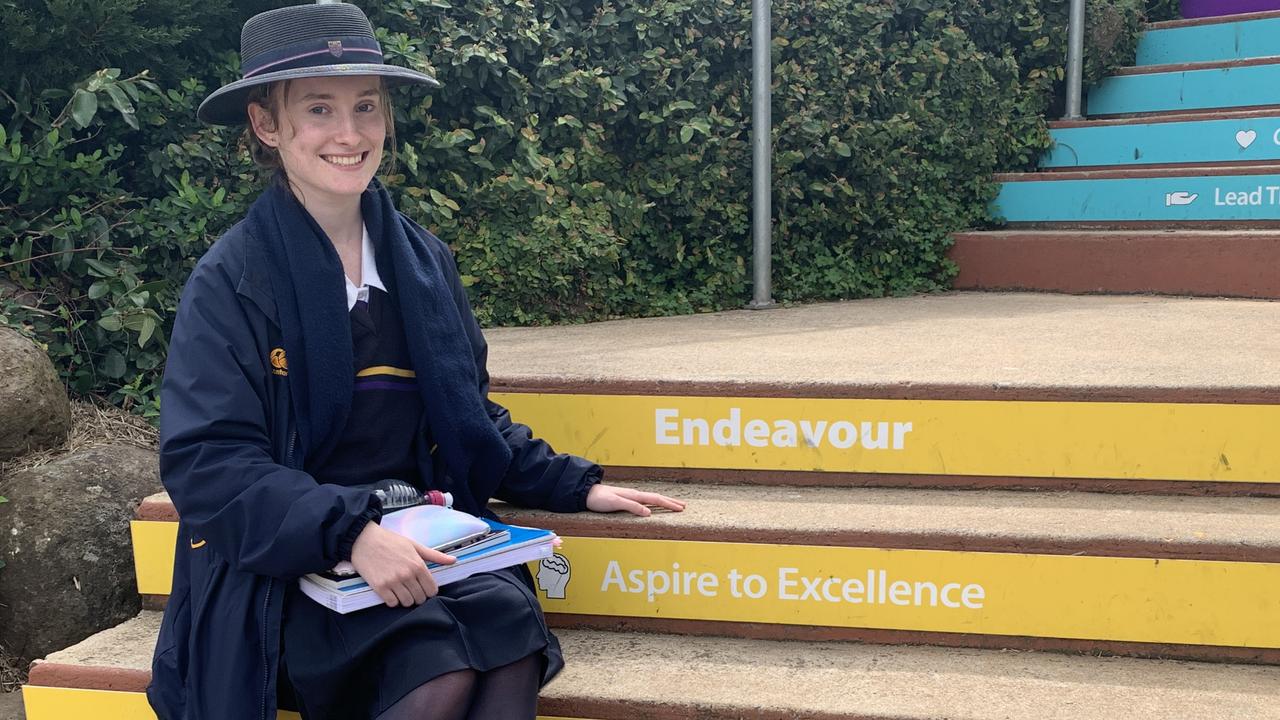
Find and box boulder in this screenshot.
[0,327,71,462]
[0,444,160,662]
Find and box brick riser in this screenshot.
[949,231,1280,298]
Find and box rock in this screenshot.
[0,444,160,662]
[0,327,70,462]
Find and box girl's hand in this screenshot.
[586,484,686,517]
[349,521,455,608]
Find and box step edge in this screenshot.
[495,510,1280,564]
[951,229,1280,238]
[1087,103,1280,121]
[26,661,151,694]
[1146,9,1280,31]
[548,614,1280,667]
[1049,106,1280,128]
[996,163,1280,181]
[132,494,1280,563]
[1038,160,1280,174]
[489,379,1280,404]
[1110,54,1280,77]
[998,220,1280,229]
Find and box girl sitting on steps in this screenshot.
[147,4,684,719]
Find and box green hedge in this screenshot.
[0,0,1156,417]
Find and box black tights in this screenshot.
[374,653,541,720]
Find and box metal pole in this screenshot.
[1063,0,1086,119]
[747,0,776,309]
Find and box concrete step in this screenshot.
[132,483,1280,661]
[1087,56,1280,116]
[479,293,1280,492]
[994,163,1280,223]
[1044,110,1280,169]
[948,229,1280,298]
[23,612,1280,720]
[1137,11,1280,66]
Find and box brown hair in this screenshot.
[242,78,398,179]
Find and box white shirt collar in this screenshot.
[344,224,386,310]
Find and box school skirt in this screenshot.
[277,565,562,719]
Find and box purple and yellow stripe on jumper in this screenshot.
[354,365,417,392]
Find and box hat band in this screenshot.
[242,35,384,79]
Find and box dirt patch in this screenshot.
[0,399,156,481]
[0,649,23,693]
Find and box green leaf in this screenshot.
[429,188,460,211]
[139,316,157,348]
[104,84,134,115]
[83,258,116,278]
[679,125,694,143]
[70,89,98,129]
[87,281,110,300]
[101,349,127,379]
[97,314,123,332]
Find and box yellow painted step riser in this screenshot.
[133,522,1280,649]
[492,393,1280,483]
[21,686,582,720]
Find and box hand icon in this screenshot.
[1165,191,1199,207]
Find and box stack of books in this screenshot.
[299,507,558,614]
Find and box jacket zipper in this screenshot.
[285,429,298,469]
[260,578,273,720]
[263,429,296,720]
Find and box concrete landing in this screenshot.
[0,692,23,720]
[544,629,1280,720]
[27,613,1280,720]
[482,293,1280,393]
[495,481,1280,560]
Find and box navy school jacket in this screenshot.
[147,218,600,720]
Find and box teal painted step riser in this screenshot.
[1087,65,1280,115]
[1045,117,1280,167]
[1137,17,1280,66]
[994,174,1280,222]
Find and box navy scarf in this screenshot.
[246,179,511,502]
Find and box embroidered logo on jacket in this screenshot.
[270,348,289,376]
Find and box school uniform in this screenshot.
[148,183,602,720]
[276,228,557,719]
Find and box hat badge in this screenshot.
[328,40,344,57]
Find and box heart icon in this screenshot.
[1236,130,1257,149]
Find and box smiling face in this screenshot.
[247,75,388,204]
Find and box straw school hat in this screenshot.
[198,2,439,126]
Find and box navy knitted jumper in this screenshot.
[312,286,428,489]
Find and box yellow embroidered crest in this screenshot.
[270,348,288,376]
